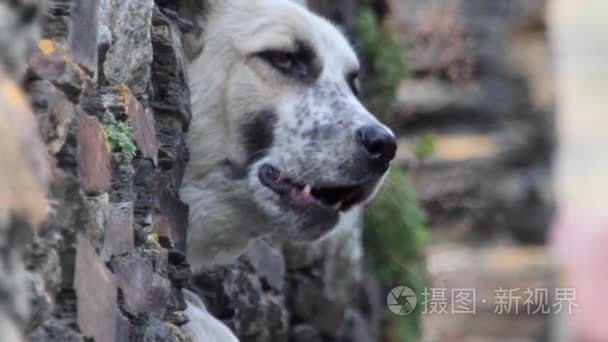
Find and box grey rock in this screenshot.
[110,153,137,203]
[102,0,154,99]
[69,0,99,75]
[151,7,192,130]
[194,262,289,342]
[337,309,376,342]
[125,91,159,165]
[28,320,85,342]
[244,240,286,291]
[290,324,322,342]
[77,113,112,194]
[155,172,190,250]
[141,318,189,342]
[28,45,89,103]
[25,271,52,331]
[74,235,118,342]
[101,203,135,261]
[115,311,131,342]
[97,0,112,46]
[289,273,346,337]
[111,254,164,317]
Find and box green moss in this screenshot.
[104,122,137,160]
[355,7,409,121]
[364,168,429,342]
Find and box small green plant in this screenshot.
[104,122,137,160]
[414,132,436,160]
[355,6,409,122]
[364,168,429,342]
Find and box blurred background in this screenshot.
[0,0,606,341]
[552,0,608,340]
[313,0,608,340]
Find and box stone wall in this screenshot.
[23,0,192,340]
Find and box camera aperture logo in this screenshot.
[387,286,418,315]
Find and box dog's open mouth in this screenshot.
[259,164,371,212]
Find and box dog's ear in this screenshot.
[180,0,300,60]
[180,0,219,60]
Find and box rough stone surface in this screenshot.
[102,0,155,99]
[151,7,192,129]
[290,324,323,342]
[69,0,99,75]
[111,254,158,317]
[245,240,286,292]
[193,261,290,342]
[28,40,88,102]
[74,235,118,342]
[101,203,135,261]
[124,87,159,165]
[77,113,112,194]
[15,1,193,341]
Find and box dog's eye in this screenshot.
[260,50,307,78]
[347,71,360,96]
[266,51,295,70]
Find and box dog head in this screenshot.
[182,0,396,251]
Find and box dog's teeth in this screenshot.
[331,202,342,211]
[303,185,312,195]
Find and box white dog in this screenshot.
[179,0,396,340]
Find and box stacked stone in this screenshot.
[19,0,192,341]
[194,233,381,342]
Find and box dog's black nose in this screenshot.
[357,125,397,172]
